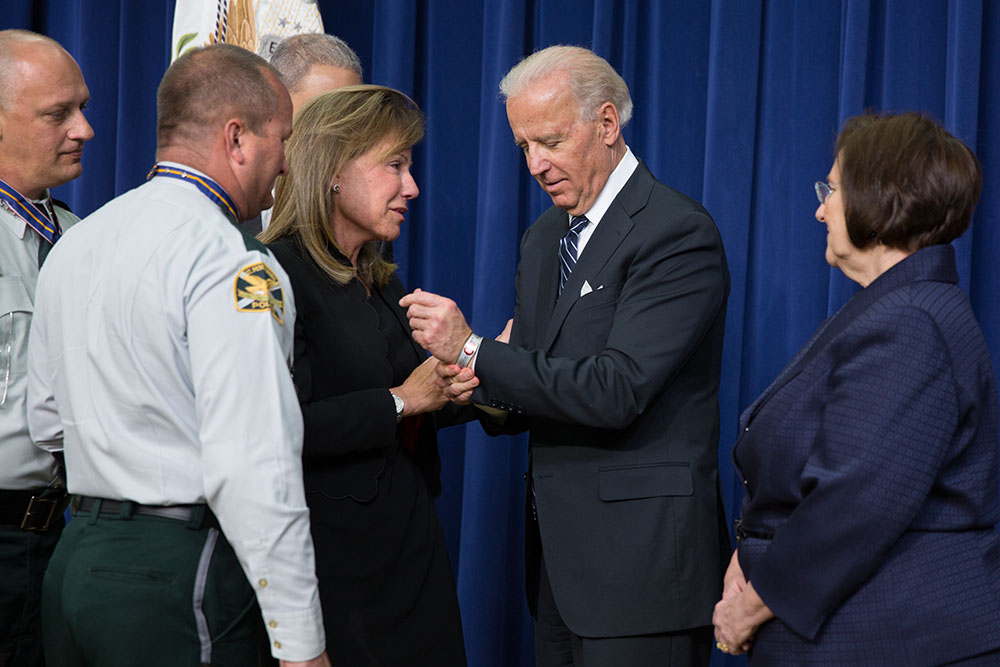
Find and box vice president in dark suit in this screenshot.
[402,46,731,667]
[713,112,1000,665]
[260,86,467,666]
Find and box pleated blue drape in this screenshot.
[6,2,999,665]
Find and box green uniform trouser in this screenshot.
[0,516,63,667]
[42,500,271,667]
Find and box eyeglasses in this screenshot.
[815,181,834,204]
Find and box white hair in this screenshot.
[499,45,632,126]
[270,33,362,93]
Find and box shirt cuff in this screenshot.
[258,589,326,662]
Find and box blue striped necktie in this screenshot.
[558,215,589,295]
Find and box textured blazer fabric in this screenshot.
[474,161,732,637]
[733,244,1000,665]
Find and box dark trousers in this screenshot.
[42,502,270,667]
[533,552,712,667]
[0,518,63,667]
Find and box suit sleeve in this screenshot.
[473,226,533,436]
[748,305,956,640]
[474,208,727,430]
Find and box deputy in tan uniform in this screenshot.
[26,44,330,667]
[0,29,93,667]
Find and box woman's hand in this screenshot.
[391,357,450,416]
[713,580,774,656]
[435,363,478,405]
[722,549,746,600]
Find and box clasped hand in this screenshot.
[400,289,512,406]
[712,550,774,655]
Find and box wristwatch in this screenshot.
[390,392,404,423]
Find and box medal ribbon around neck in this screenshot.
[147,164,242,225]
[0,177,61,245]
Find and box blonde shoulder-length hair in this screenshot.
[260,84,425,288]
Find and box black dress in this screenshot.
[268,237,467,666]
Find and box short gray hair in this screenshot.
[499,45,633,127]
[0,30,66,109]
[157,44,279,148]
[270,33,362,93]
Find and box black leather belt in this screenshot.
[734,519,773,542]
[0,488,68,532]
[73,496,219,530]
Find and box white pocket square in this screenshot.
[580,281,603,297]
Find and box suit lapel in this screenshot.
[539,163,653,351]
[521,210,566,348]
[541,205,633,350]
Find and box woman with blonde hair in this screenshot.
[261,85,468,665]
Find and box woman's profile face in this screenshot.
[816,159,854,270]
[332,137,419,244]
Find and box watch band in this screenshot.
[390,391,404,422]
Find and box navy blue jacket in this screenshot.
[734,244,1000,664]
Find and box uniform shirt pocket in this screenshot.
[598,462,694,501]
[0,276,34,407]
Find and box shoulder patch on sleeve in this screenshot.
[234,262,285,324]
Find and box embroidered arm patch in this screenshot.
[234,262,285,324]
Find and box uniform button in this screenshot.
[274,641,282,649]
[258,578,268,587]
[269,620,277,629]
[744,427,750,432]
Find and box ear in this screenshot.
[223,118,248,165]
[596,102,621,147]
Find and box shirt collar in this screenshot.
[572,145,639,226]
[0,188,52,239]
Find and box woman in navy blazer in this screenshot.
[713,113,1000,664]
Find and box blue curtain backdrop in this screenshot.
[7,2,999,665]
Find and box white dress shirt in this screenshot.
[574,145,639,256]
[0,195,78,489]
[27,166,324,661]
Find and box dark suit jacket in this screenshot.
[473,161,731,637]
[268,237,449,500]
[734,244,1000,664]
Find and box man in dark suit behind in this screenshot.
[401,45,730,667]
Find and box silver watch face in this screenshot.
[392,392,404,416]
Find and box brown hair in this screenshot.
[157,43,279,148]
[835,112,982,252]
[260,84,424,288]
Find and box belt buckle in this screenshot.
[21,495,62,532]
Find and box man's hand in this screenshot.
[399,289,472,363]
[280,650,332,667]
[432,317,510,405]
